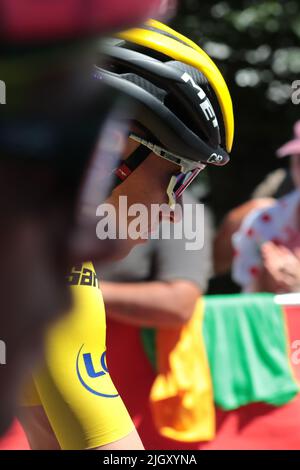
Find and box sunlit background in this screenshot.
[171,0,300,219]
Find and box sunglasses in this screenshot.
[128,133,206,207]
[166,168,202,207]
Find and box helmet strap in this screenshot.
[113,144,151,189]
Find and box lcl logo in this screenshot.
[76,344,119,398]
[0,80,6,104]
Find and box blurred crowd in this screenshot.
[215,120,300,295]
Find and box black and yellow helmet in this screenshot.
[97,19,234,168]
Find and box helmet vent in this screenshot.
[121,73,166,101]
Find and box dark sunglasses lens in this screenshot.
[174,169,200,198]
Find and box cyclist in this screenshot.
[19,20,234,450]
[0,0,170,438]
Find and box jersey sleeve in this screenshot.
[31,262,134,449]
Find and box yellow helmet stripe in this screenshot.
[117,26,234,152]
[147,19,203,52]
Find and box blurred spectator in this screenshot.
[251,168,294,200]
[213,131,298,281]
[100,192,212,328]
[213,198,275,276]
[232,121,300,293]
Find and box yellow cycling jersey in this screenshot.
[21,262,134,449]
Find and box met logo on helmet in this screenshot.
[181,72,218,128]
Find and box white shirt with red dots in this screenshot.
[232,189,300,290]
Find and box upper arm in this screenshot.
[31,263,134,450]
[165,279,202,322]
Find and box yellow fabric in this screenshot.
[117,20,234,152]
[21,262,134,449]
[150,298,215,442]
